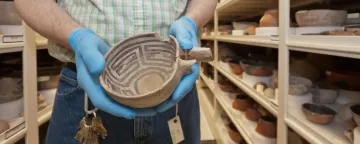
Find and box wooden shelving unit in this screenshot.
[199,0,360,144]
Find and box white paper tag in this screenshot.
[168,116,184,144]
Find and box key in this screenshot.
[92,114,107,139]
[75,115,99,144]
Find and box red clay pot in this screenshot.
[232,94,253,112]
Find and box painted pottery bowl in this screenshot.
[228,60,243,75]
[228,123,243,143]
[245,107,262,121]
[350,104,360,127]
[232,94,253,112]
[255,116,277,138]
[302,103,337,124]
[100,33,212,108]
[295,10,347,27]
[312,82,338,104]
[338,103,358,130]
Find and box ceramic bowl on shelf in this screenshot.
[245,107,262,121]
[255,116,277,138]
[253,82,268,92]
[244,25,257,35]
[289,76,313,96]
[232,94,254,112]
[259,9,279,27]
[295,10,347,27]
[350,104,360,127]
[228,123,243,143]
[241,60,275,77]
[312,82,338,104]
[302,103,337,124]
[228,60,243,75]
[326,70,360,91]
[219,80,239,93]
[232,22,258,30]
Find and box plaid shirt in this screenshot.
[48,0,189,62]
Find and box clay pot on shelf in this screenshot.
[302,103,337,124]
[244,25,257,35]
[255,116,277,138]
[219,80,239,93]
[288,76,313,96]
[228,123,243,143]
[232,94,254,112]
[244,66,273,77]
[228,60,243,75]
[232,22,258,30]
[326,70,360,91]
[253,82,268,92]
[312,82,338,104]
[245,107,262,121]
[350,104,360,127]
[0,120,9,134]
[290,60,320,82]
[260,9,279,27]
[295,10,347,27]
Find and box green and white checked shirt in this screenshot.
[48,0,189,62]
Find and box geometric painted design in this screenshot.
[101,33,177,96]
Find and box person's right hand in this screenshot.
[69,29,157,119]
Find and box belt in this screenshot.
[65,63,77,72]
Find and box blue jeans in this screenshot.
[46,66,200,144]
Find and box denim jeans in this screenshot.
[46,66,200,144]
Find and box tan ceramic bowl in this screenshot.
[100,33,212,108]
[296,10,347,27]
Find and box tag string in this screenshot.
[84,93,98,115]
[175,104,178,116]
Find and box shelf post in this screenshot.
[213,10,219,111]
[23,22,39,144]
[278,0,290,143]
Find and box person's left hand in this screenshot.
[156,16,200,112]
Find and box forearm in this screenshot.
[15,0,81,48]
[185,0,217,28]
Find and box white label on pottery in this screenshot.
[168,116,184,144]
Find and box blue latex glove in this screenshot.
[69,29,157,118]
[156,16,200,112]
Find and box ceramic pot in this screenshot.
[253,82,268,92]
[338,103,358,130]
[245,107,261,121]
[302,103,337,124]
[326,70,360,91]
[219,80,238,93]
[312,82,338,104]
[244,66,273,77]
[232,94,253,112]
[100,33,213,108]
[295,10,347,27]
[255,116,277,138]
[289,84,308,96]
[0,120,9,134]
[228,123,243,143]
[228,60,243,75]
[350,104,360,127]
[232,22,258,30]
[244,25,257,35]
[260,9,279,27]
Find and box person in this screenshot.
[15,0,217,143]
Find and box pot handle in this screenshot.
[178,59,197,75]
[183,47,213,62]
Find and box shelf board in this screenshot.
[215,62,278,116]
[0,89,55,144]
[288,35,360,59]
[217,35,278,49]
[0,34,48,54]
[200,73,253,144]
[201,35,215,40]
[285,94,352,144]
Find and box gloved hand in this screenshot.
[156,16,200,112]
[69,29,157,118]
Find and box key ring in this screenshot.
[84,93,98,115]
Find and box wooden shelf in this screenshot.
[217,35,278,48]
[0,34,48,54]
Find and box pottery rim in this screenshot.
[100,33,186,99]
